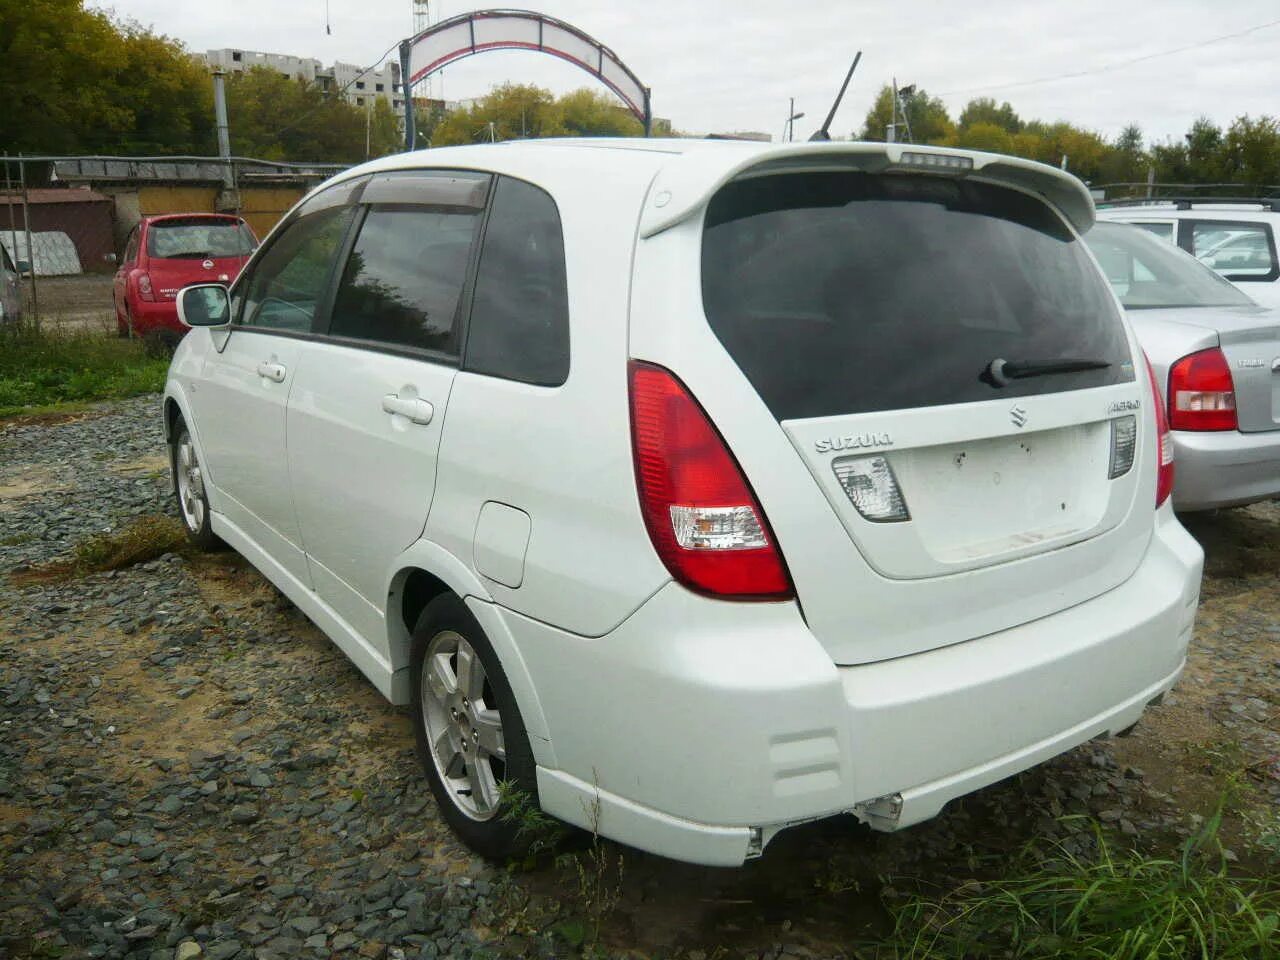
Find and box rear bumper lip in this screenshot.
[1171,428,1280,510]
[862,662,1184,831]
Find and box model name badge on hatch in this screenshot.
[815,433,892,453]
[1108,399,1141,413]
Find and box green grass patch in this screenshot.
[0,326,167,416]
[883,811,1280,959]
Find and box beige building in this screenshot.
[199,49,408,114]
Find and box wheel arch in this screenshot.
[385,540,554,764]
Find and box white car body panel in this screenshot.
[286,340,457,654]
[190,329,311,584]
[164,139,1204,865]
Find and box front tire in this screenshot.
[171,423,218,550]
[410,594,539,860]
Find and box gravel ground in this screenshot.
[2,397,1277,960]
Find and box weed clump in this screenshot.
[885,811,1280,959]
[13,514,187,582]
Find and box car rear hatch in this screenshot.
[633,147,1157,665]
[1210,308,1280,432]
[147,217,255,300]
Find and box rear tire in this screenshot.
[171,422,219,550]
[410,594,539,860]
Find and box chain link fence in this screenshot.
[1,154,348,333]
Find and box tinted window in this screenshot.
[466,177,569,385]
[148,218,255,259]
[239,206,354,332]
[702,173,1133,421]
[1086,222,1254,309]
[1190,222,1278,279]
[329,206,481,354]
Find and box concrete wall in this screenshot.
[99,184,306,250]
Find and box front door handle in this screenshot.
[256,361,286,383]
[382,393,434,425]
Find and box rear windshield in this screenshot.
[1086,221,1255,309]
[701,173,1134,421]
[148,218,255,259]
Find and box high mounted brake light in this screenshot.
[628,361,793,600]
[896,151,974,173]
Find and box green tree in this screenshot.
[0,1,210,154]
[557,89,642,137]
[429,83,642,146]
[223,67,399,162]
[952,121,1015,154]
[958,98,1022,134]
[860,84,954,144]
[1096,124,1148,185]
[1220,115,1280,189]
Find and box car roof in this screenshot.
[327,138,1099,233]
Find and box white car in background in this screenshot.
[163,140,1203,866]
[1096,199,1280,309]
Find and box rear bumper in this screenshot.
[125,298,183,336]
[1172,429,1280,511]
[516,508,1202,866]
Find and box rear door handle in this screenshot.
[382,393,434,425]
[256,361,286,383]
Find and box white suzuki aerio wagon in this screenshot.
[167,139,1204,866]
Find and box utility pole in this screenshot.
[889,77,897,143]
[365,94,373,159]
[212,70,239,215]
[18,155,38,330]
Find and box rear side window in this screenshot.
[1189,221,1279,281]
[330,205,482,356]
[1086,222,1253,309]
[702,173,1133,421]
[465,177,570,385]
[148,218,255,259]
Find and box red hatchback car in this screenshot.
[113,214,257,342]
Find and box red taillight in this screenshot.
[628,361,793,600]
[1167,348,1237,432]
[1145,355,1175,508]
[137,273,156,302]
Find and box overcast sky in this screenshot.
[106,0,1280,143]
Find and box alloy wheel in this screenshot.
[420,630,507,820]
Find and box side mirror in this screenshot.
[177,284,231,328]
[16,259,31,278]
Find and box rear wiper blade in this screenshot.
[986,357,1111,386]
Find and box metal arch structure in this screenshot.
[398,9,653,148]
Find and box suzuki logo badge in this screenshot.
[1010,405,1028,428]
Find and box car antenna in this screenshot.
[809,51,862,142]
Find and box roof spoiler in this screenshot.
[639,143,1096,238]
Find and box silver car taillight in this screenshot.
[1108,415,1137,479]
[832,455,910,522]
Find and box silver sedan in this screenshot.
[1086,221,1280,512]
